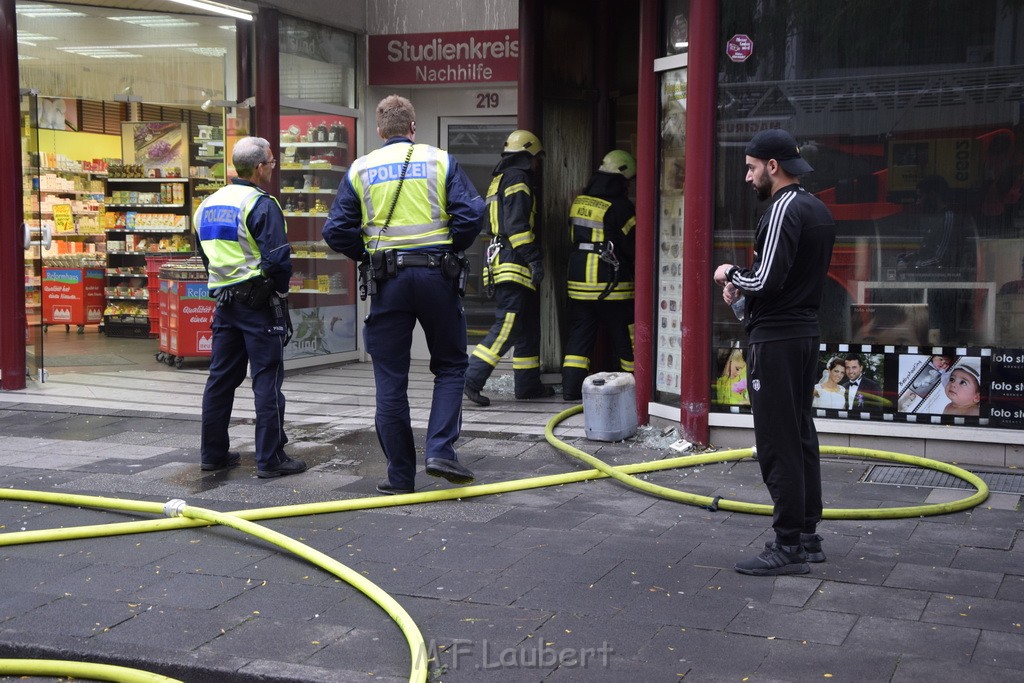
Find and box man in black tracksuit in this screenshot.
[714,129,836,576]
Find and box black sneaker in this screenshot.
[257,455,308,479]
[516,385,555,400]
[376,479,414,495]
[201,452,241,471]
[463,386,490,407]
[801,533,826,563]
[734,542,810,576]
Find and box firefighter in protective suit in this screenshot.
[561,150,637,401]
[464,130,554,406]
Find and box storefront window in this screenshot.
[712,0,1024,429]
[279,16,356,108]
[662,0,690,56]
[15,1,237,375]
[655,66,687,403]
[16,2,235,104]
[278,106,358,361]
[277,18,359,363]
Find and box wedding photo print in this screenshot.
[813,352,887,412]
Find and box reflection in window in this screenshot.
[713,0,1024,356]
[663,0,690,56]
[279,16,356,108]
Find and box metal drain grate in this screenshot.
[863,465,1024,495]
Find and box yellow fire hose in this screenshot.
[0,403,989,682]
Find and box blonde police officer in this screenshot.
[323,95,484,494]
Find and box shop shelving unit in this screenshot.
[35,169,106,256]
[190,123,225,213]
[103,176,193,338]
[279,137,351,298]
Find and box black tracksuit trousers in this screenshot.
[747,336,823,546]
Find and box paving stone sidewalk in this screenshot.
[0,396,1022,682]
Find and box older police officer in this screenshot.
[194,136,306,478]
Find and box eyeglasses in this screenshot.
[260,158,276,168]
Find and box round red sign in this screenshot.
[726,34,753,63]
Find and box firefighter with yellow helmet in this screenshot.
[464,129,554,406]
[561,149,637,401]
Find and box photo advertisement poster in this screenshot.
[711,342,1024,430]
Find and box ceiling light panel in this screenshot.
[59,47,143,59]
[15,7,85,18]
[179,47,229,57]
[62,43,200,51]
[163,0,253,22]
[109,16,200,28]
[17,32,58,46]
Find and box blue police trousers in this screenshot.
[201,298,288,470]
[364,265,467,489]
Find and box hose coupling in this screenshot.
[163,499,187,518]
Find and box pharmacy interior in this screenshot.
[15,1,359,380]
[665,0,1024,442]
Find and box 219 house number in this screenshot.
[476,93,499,108]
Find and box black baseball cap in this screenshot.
[744,129,813,175]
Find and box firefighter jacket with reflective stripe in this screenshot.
[565,173,636,301]
[194,181,288,290]
[347,141,453,253]
[484,154,541,291]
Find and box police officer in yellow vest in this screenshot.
[561,150,637,401]
[194,136,306,478]
[463,130,555,406]
[323,95,484,494]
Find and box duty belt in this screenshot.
[577,242,606,252]
[396,252,441,268]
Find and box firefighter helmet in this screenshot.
[599,150,636,179]
[503,130,544,157]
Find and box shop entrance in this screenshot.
[440,116,517,344]
[13,2,239,379]
[21,91,45,382]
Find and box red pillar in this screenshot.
[633,0,659,423]
[0,0,26,390]
[678,0,719,443]
[236,17,253,102]
[517,0,541,133]
[254,8,280,191]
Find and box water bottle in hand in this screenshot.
[731,295,746,321]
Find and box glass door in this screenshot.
[279,100,360,365]
[20,91,46,382]
[440,117,517,344]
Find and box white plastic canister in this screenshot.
[582,372,638,441]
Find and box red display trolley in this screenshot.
[42,257,105,334]
[155,256,215,368]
